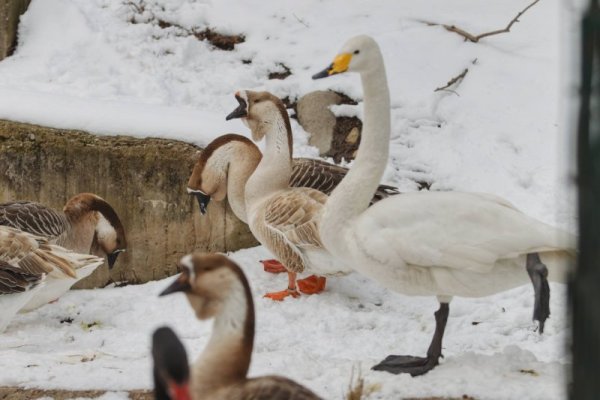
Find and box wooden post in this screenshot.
[572,1,600,398]
[0,0,31,61]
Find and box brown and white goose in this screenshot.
[224,90,353,300]
[159,252,322,400]
[0,193,127,269]
[187,133,399,222]
[0,226,103,330]
[0,193,125,311]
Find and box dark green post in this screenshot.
[572,1,600,398]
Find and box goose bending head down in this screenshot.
[159,253,322,400]
[0,193,127,270]
[0,194,126,311]
[225,90,353,300]
[314,35,576,376]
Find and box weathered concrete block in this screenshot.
[0,119,258,288]
[0,0,31,60]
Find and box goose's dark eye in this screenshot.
[354,50,360,55]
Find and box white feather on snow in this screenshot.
[0,0,577,398]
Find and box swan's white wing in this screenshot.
[355,191,574,273]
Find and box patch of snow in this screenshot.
[0,246,569,399]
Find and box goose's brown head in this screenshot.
[64,193,127,269]
[187,134,258,216]
[159,253,251,321]
[313,34,382,79]
[225,90,291,147]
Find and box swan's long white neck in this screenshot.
[320,52,391,255]
[245,109,293,208]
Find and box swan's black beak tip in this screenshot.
[312,64,333,80]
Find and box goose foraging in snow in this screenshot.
[0,193,127,270]
[313,35,575,376]
[152,326,191,400]
[0,226,103,330]
[0,193,125,311]
[225,90,353,300]
[159,253,322,399]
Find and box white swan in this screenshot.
[225,90,352,300]
[313,35,576,376]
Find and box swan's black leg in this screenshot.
[526,252,550,333]
[372,302,449,376]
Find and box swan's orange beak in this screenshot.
[313,53,352,79]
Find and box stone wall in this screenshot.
[0,0,31,60]
[0,119,257,288]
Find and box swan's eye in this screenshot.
[354,50,360,55]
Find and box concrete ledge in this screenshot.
[0,119,257,288]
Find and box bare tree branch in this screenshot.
[423,0,540,43]
[435,68,469,92]
[293,13,310,28]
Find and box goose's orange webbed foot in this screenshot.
[263,288,300,301]
[260,259,287,274]
[297,275,326,294]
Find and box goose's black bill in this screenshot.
[226,94,248,120]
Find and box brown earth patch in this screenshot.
[126,1,244,50]
[268,63,292,80]
[0,387,152,400]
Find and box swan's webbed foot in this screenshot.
[372,354,439,376]
[526,253,550,333]
[372,302,449,377]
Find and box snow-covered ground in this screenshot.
[0,0,579,398]
[1,247,569,399]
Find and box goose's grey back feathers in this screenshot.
[291,158,399,205]
[0,260,43,294]
[0,201,69,240]
[0,226,79,279]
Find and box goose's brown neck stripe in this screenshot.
[189,134,261,190]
